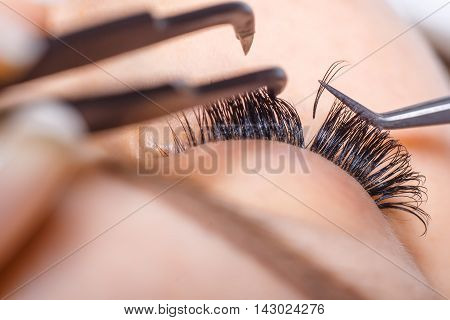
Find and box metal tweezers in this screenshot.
[319,81,450,130]
[1,2,287,132]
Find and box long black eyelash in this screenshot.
[165,69,428,233]
[310,100,429,233]
[170,88,305,150]
[313,60,349,118]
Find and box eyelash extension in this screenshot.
[310,100,428,232]
[313,60,349,118]
[169,88,305,152]
[163,69,428,232]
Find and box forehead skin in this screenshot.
[0,0,448,298]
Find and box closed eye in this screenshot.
[151,64,428,234]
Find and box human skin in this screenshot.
[0,0,46,83]
[0,0,449,298]
[0,142,436,299]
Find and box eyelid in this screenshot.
[156,66,428,233]
[310,100,428,232]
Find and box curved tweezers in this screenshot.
[2,2,255,87]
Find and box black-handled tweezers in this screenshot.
[3,2,255,87]
[1,2,288,132]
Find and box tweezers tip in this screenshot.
[318,80,347,103]
[318,80,381,126]
[240,34,254,55]
[318,79,327,88]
